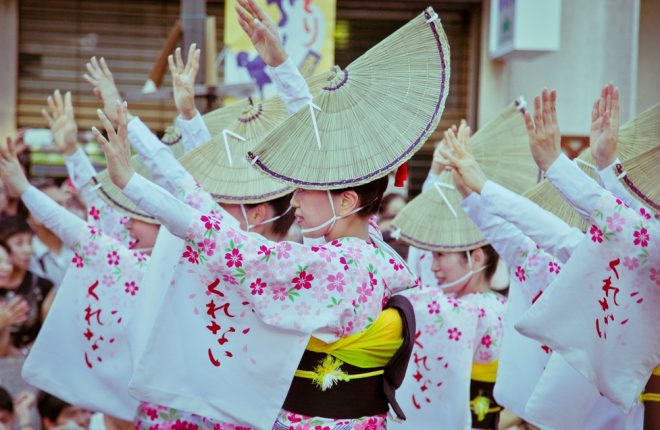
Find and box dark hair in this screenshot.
[37,391,70,423]
[0,216,32,243]
[0,387,13,414]
[330,175,389,217]
[0,239,9,254]
[466,245,500,282]
[245,192,296,238]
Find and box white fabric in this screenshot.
[481,180,583,263]
[176,111,213,153]
[598,158,647,213]
[28,236,73,286]
[266,57,313,115]
[515,191,659,412]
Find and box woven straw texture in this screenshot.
[471,101,539,194]
[392,172,486,252]
[611,145,659,216]
[248,7,450,190]
[525,102,660,230]
[95,143,184,224]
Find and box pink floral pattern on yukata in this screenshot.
[512,242,563,306]
[273,410,386,430]
[175,192,418,340]
[462,291,506,364]
[86,199,134,249]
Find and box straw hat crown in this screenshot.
[248,7,451,190]
[525,102,660,229]
[392,172,487,252]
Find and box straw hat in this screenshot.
[470,100,539,194]
[525,102,660,229]
[391,172,487,252]
[202,69,335,137]
[248,7,450,190]
[94,141,184,224]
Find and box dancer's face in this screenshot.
[290,189,337,238]
[431,251,470,295]
[0,246,13,284]
[125,218,159,250]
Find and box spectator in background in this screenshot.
[0,218,53,350]
[0,388,36,430]
[377,193,409,259]
[27,178,74,286]
[37,392,91,430]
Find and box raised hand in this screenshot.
[236,0,287,67]
[92,102,134,190]
[439,120,488,194]
[169,44,201,120]
[590,83,619,170]
[0,297,30,329]
[430,125,457,175]
[42,90,78,156]
[0,137,31,196]
[84,57,123,123]
[524,88,562,172]
[13,391,36,430]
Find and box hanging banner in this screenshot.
[224,0,336,99]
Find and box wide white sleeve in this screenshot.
[460,192,533,267]
[21,186,87,249]
[597,159,647,213]
[176,112,212,153]
[544,153,606,219]
[64,148,98,206]
[265,57,313,115]
[480,180,583,263]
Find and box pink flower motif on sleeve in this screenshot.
[88,206,100,221]
[481,334,492,349]
[72,253,85,268]
[639,207,652,220]
[548,261,561,274]
[183,246,200,264]
[606,212,626,232]
[590,225,604,243]
[447,327,462,341]
[292,271,314,290]
[515,266,526,282]
[633,228,649,247]
[427,300,441,315]
[623,256,639,271]
[650,268,660,286]
[389,258,404,271]
[107,250,120,266]
[356,281,373,303]
[197,238,217,257]
[250,278,266,296]
[272,287,287,301]
[326,273,346,293]
[201,215,221,232]
[224,248,243,268]
[124,281,139,296]
[275,242,291,260]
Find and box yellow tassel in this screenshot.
[311,355,349,391]
[469,393,502,421]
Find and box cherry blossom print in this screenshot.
[291,271,314,290]
[133,252,148,264]
[477,308,486,318]
[447,296,461,308]
[424,323,439,336]
[249,278,266,296]
[124,281,139,296]
[221,274,238,286]
[72,253,85,268]
[107,250,120,266]
[650,268,660,286]
[257,245,272,257]
[224,248,244,268]
[356,282,373,304]
[185,192,203,210]
[481,334,492,349]
[590,225,604,243]
[82,241,99,256]
[275,242,292,260]
[326,273,346,293]
[639,207,652,220]
[183,246,200,264]
[87,225,100,236]
[88,206,100,221]
[339,256,350,271]
[389,257,404,271]
[515,266,526,282]
[633,227,649,247]
[197,238,217,257]
[201,215,221,231]
[295,301,312,316]
[447,327,462,341]
[427,300,441,315]
[272,287,287,302]
[101,274,115,287]
[606,212,626,232]
[622,256,639,271]
[527,253,540,267]
[548,261,561,274]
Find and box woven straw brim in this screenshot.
[248,7,450,190]
[471,102,540,194]
[525,102,660,229]
[94,143,184,224]
[614,145,659,216]
[202,69,335,137]
[178,132,293,204]
[391,173,487,252]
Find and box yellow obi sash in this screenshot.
[294,308,403,390]
[640,366,660,403]
[306,308,404,368]
[471,360,499,383]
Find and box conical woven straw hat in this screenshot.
[94,142,184,224]
[614,145,659,216]
[202,69,336,137]
[471,100,539,194]
[525,102,660,230]
[248,7,450,190]
[392,172,487,252]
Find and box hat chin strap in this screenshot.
[240,204,293,232]
[438,251,487,290]
[300,191,363,236]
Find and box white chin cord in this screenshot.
[300,190,363,236]
[240,204,293,232]
[438,251,487,290]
